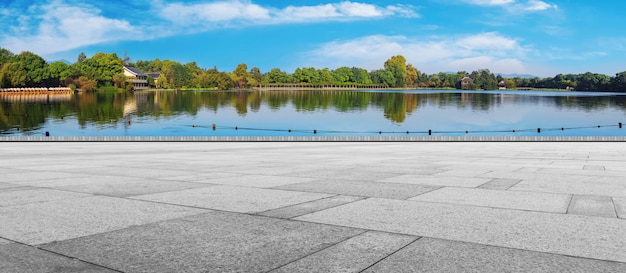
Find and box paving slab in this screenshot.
[62,166,195,179]
[295,198,626,263]
[157,172,244,182]
[568,195,618,218]
[363,237,626,273]
[409,187,571,213]
[193,174,318,188]
[0,171,89,184]
[0,188,92,207]
[257,195,364,219]
[478,178,522,190]
[41,210,364,273]
[132,185,332,213]
[285,169,400,181]
[52,179,213,198]
[0,196,207,245]
[274,179,440,200]
[380,174,491,187]
[503,174,626,197]
[614,197,626,219]
[0,182,28,191]
[0,241,117,273]
[270,231,417,273]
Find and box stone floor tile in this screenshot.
[509,175,626,197]
[0,196,206,245]
[273,179,440,200]
[196,174,318,188]
[270,231,417,273]
[0,242,117,273]
[132,185,332,213]
[568,195,617,218]
[63,166,194,179]
[584,165,606,171]
[477,178,522,190]
[380,175,491,187]
[0,171,89,184]
[41,211,363,273]
[0,188,92,207]
[434,168,492,177]
[614,197,626,219]
[157,172,244,182]
[363,237,626,273]
[409,187,571,213]
[285,169,400,181]
[295,198,626,263]
[256,195,364,219]
[53,179,213,197]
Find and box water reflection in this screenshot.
[1,90,625,135]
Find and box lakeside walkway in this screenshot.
[1,141,625,272]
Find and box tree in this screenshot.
[613,71,626,91]
[293,67,320,83]
[232,63,249,88]
[384,55,407,88]
[351,67,372,84]
[263,68,291,83]
[45,61,70,86]
[318,68,334,84]
[77,52,87,63]
[371,69,395,87]
[405,64,418,87]
[332,67,353,83]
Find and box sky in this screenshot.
[1,0,625,77]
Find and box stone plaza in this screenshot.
[1,140,625,272]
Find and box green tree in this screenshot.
[332,67,353,83]
[293,67,320,83]
[384,55,407,88]
[318,68,334,84]
[45,61,70,86]
[371,69,396,87]
[351,67,372,84]
[263,68,291,83]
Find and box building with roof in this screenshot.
[123,66,149,90]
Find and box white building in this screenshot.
[123,66,149,90]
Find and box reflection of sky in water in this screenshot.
[4,90,626,137]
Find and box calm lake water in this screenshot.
[1,90,626,137]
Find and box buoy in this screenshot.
[537,128,541,133]
[45,131,50,137]
[313,129,317,134]
[620,122,623,129]
[212,124,216,131]
[127,119,131,125]
[193,124,197,128]
[428,130,432,136]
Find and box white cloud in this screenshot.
[303,33,530,74]
[1,0,418,58]
[158,0,418,26]
[462,0,557,12]
[1,0,142,56]
[524,0,557,11]
[463,0,516,6]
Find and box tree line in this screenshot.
[1,48,626,92]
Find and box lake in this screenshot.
[1,90,625,137]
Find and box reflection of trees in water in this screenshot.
[2,90,626,133]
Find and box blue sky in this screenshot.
[1,0,624,77]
